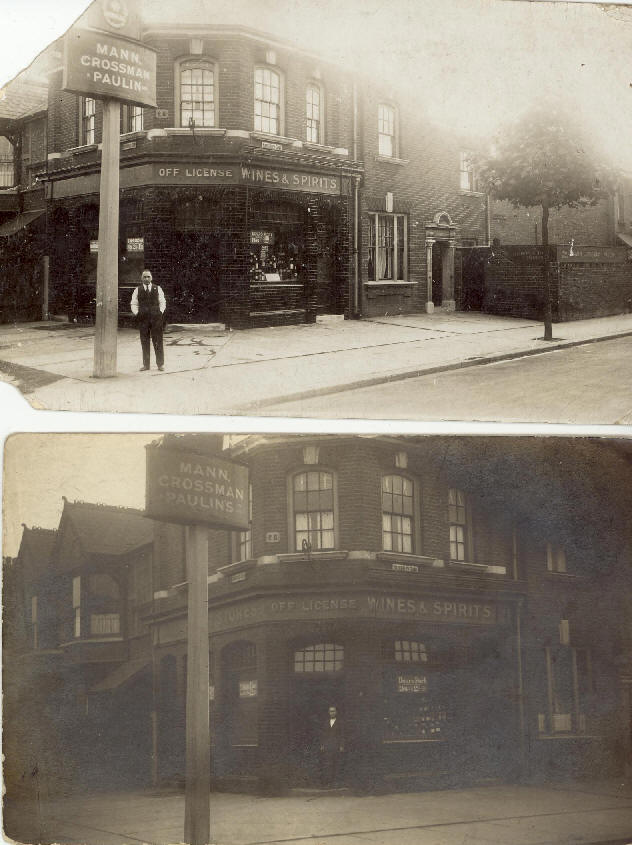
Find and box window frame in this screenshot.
[72,575,81,638]
[287,467,339,553]
[175,57,218,129]
[254,64,285,136]
[366,212,408,285]
[124,104,144,134]
[293,641,344,674]
[305,81,324,145]
[31,594,38,650]
[80,97,96,146]
[377,103,398,159]
[232,482,253,562]
[544,642,592,735]
[448,487,474,563]
[546,542,567,573]
[381,473,421,555]
[459,151,480,193]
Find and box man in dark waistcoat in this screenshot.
[319,705,344,787]
[130,269,166,371]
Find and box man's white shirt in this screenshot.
[130,284,167,316]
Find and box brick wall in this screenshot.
[484,245,632,321]
[207,438,512,567]
[490,198,614,247]
[358,86,488,317]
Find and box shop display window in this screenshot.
[382,666,449,742]
[224,642,258,746]
[249,229,302,282]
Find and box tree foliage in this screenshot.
[476,105,616,212]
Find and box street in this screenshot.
[264,336,632,424]
[4,781,632,845]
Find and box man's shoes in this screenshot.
[158,365,164,371]
[140,366,149,371]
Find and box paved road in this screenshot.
[264,336,632,425]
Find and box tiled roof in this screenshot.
[63,500,154,557]
[0,79,47,122]
[22,527,57,563]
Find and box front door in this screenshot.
[432,241,443,306]
[174,232,222,322]
[290,675,344,785]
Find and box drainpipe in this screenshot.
[352,81,360,318]
[485,192,491,247]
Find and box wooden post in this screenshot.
[93,98,120,377]
[41,255,49,321]
[184,524,211,845]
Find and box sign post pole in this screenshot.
[93,97,120,378]
[184,523,211,845]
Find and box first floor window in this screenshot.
[448,488,469,561]
[292,470,335,551]
[255,66,281,134]
[382,474,414,553]
[378,103,396,157]
[81,97,96,145]
[367,213,407,282]
[306,83,322,143]
[179,60,215,127]
[460,151,478,192]
[73,575,81,638]
[235,483,253,561]
[31,595,38,649]
[128,105,143,132]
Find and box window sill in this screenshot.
[365,280,414,287]
[448,560,506,575]
[304,141,349,157]
[459,189,486,197]
[545,571,581,579]
[374,155,409,166]
[67,143,99,155]
[537,733,599,740]
[382,738,445,744]
[377,552,444,569]
[278,550,349,563]
[163,127,227,137]
[216,558,258,578]
[251,131,298,146]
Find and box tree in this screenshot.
[476,106,615,340]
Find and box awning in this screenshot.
[0,209,45,238]
[616,231,632,248]
[90,658,149,693]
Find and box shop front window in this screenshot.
[543,630,592,735]
[223,642,258,746]
[292,470,335,551]
[294,643,344,673]
[248,202,305,283]
[367,214,407,282]
[382,474,414,553]
[254,67,281,135]
[382,642,449,742]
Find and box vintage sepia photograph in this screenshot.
[2,431,632,844]
[0,0,631,420]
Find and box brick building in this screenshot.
[4,435,632,798]
[1,0,494,327]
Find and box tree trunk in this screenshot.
[542,202,553,340]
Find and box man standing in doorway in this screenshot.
[319,705,344,787]
[130,269,166,371]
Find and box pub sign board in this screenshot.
[63,27,157,108]
[145,446,249,530]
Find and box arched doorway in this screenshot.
[289,641,345,785]
[425,212,458,313]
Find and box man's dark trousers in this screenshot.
[137,285,164,368]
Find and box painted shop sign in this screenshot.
[63,28,157,108]
[152,163,341,194]
[558,246,626,263]
[207,593,509,634]
[397,674,427,694]
[145,446,249,530]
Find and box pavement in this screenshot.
[1,311,632,417]
[3,780,632,845]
